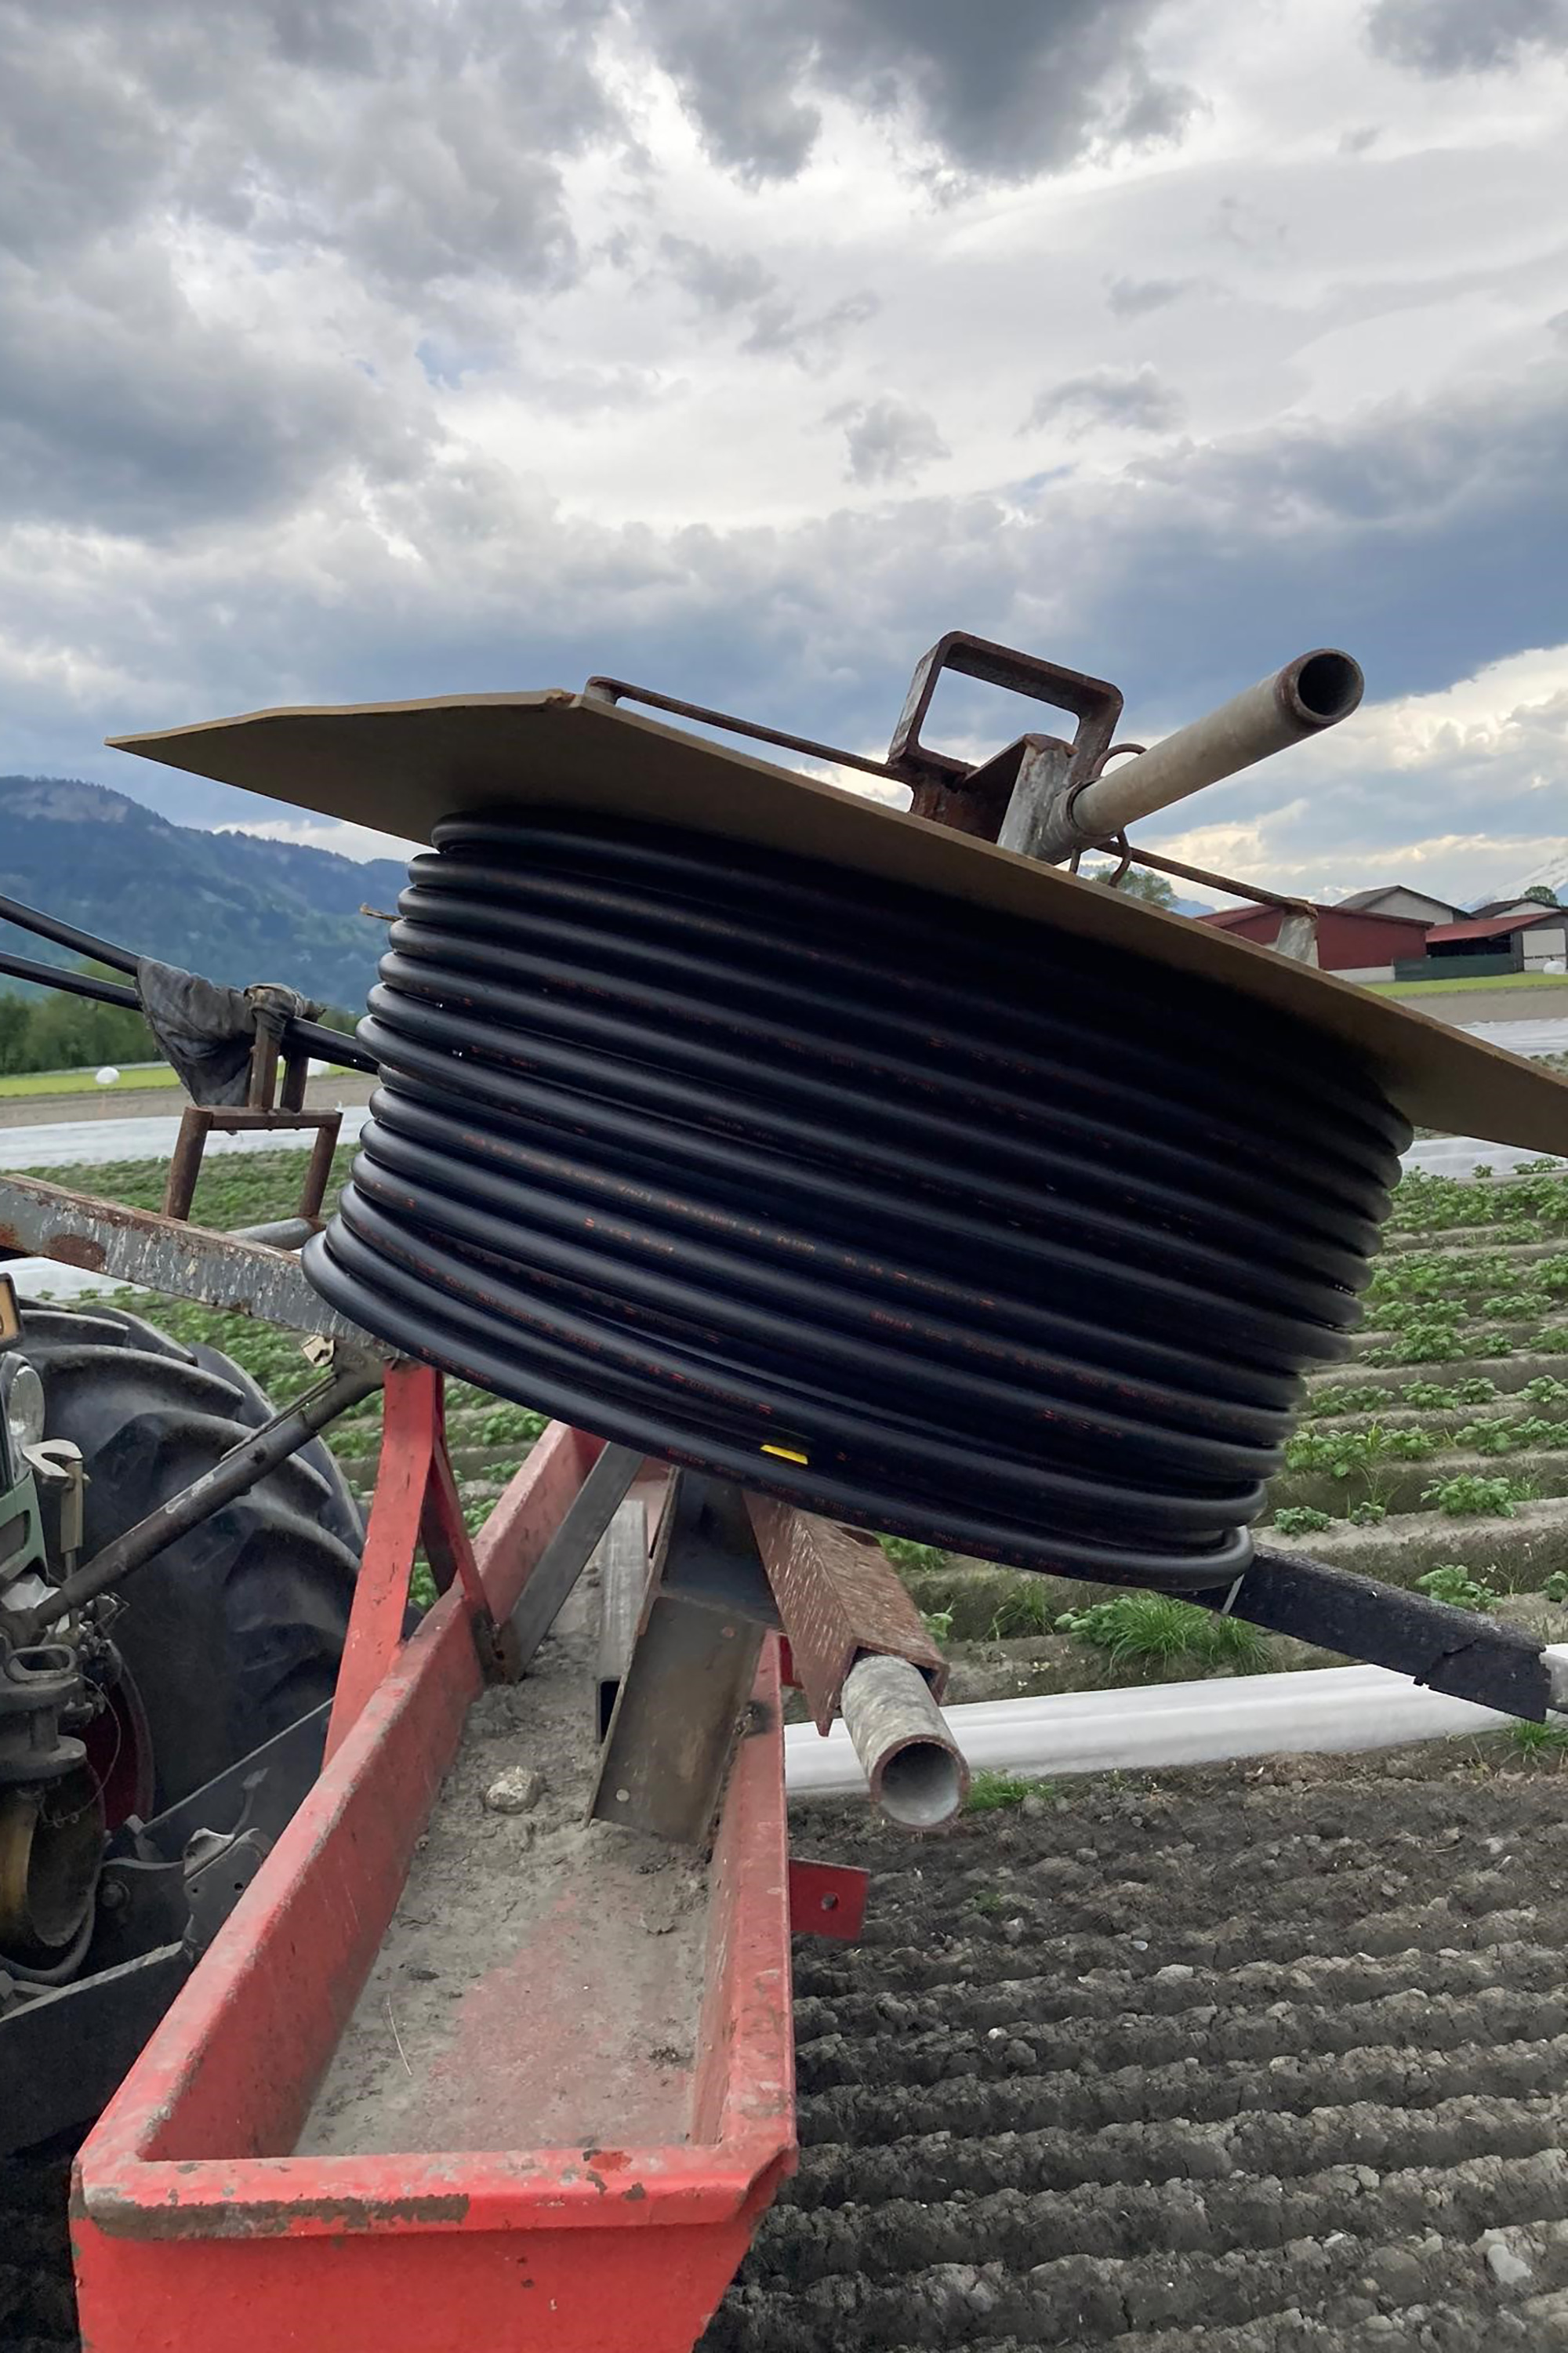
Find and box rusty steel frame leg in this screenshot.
[325,1365,505,1764]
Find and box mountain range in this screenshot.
[0,774,407,1011]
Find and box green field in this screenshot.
[0,1061,183,1098]
[1369,971,1568,1000]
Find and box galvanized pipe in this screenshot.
[840,1653,968,1830]
[1049,649,1363,859]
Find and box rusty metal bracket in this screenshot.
[746,1496,944,1734]
[887,631,1123,832]
[162,1106,340,1225]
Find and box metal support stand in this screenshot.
[593,1472,967,1846]
[325,1365,512,1764]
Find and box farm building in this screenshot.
[1413,905,1568,977]
[1335,884,1465,924]
[1194,900,1431,981]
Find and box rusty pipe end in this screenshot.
[1276,648,1363,732]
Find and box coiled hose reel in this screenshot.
[303,810,1410,1591]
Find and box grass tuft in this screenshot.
[1056,1593,1266,1669]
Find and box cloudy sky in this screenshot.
[3,0,1566,906]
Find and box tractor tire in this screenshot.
[20,1299,362,1810]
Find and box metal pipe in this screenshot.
[0,952,141,1011]
[506,1442,644,1673]
[787,1650,1568,1798]
[840,1653,968,1830]
[0,893,140,977]
[1058,649,1363,856]
[25,1360,382,1632]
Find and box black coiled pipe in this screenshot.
[303,812,1410,1589]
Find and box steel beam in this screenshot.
[0,1170,378,1341]
[1192,1549,1557,1720]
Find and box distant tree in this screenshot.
[1522,884,1561,906]
[1080,863,1178,910]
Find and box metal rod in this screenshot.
[593,1498,651,1740]
[25,1362,382,1632]
[582,676,898,781]
[839,1653,968,1830]
[1058,649,1363,856]
[0,892,140,976]
[0,951,141,1010]
[506,1441,644,1673]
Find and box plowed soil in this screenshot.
[15,1748,1568,2351]
[706,1749,1568,2353]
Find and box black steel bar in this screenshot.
[24,1364,382,1632]
[506,1440,644,1672]
[0,891,140,975]
[0,950,141,1008]
[1191,1549,1556,1721]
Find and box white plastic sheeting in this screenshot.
[784,1650,1568,1799]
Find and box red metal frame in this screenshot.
[71,1418,797,2353]
[325,1364,495,1763]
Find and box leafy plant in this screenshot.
[1520,1376,1568,1405]
[1348,1501,1387,1525]
[1421,1473,1537,1519]
[1454,1377,1501,1405]
[1544,1570,1568,1603]
[1303,1382,1389,1419]
[920,1607,955,1643]
[970,1888,1010,1912]
[1482,1292,1548,1320]
[878,1534,949,1574]
[1367,1323,1464,1365]
[1534,1327,1568,1354]
[967,1772,1040,1814]
[1272,1505,1334,1537]
[1416,1563,1500,1610]
[1400,1381,1461,1411]
[1055,1593,1265,1669]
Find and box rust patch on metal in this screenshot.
[90,2188,472,2240]
[747,1498,944,1734]
[46,1231,107,1270]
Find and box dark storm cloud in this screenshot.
[1366,0,1568,73]
[0,248,427,535]
[630,0,1192,183]
[0,0,616,296]
[1025,365,1185,437]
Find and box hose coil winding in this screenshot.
[303,812,1409,1588]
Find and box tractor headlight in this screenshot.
[0,1357,45,1459]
